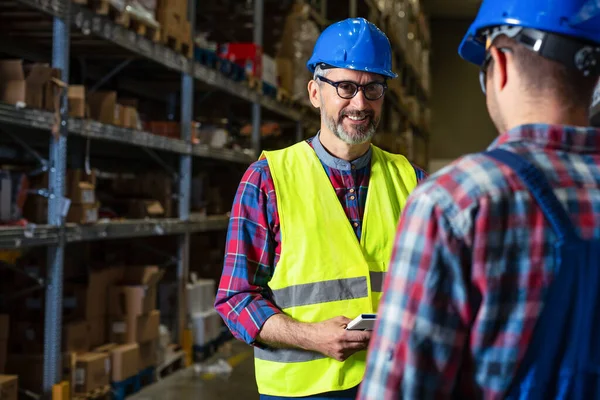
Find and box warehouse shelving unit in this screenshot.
[0,0,431,395]
[0,0,314,396]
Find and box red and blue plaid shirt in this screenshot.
[358,124,600,400]
[215,134,427,346]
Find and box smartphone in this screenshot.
[345,313,377,331]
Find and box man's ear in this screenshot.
[489,46,510,92]
[308,80,322,109]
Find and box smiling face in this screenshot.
[309,68,386,145]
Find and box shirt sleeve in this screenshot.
[357,190,472,399]
[214,161,282,346]
[413,164,429,183]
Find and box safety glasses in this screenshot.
[479,47,513,95]
[317,76,387,101]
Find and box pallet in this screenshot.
[73,385,111,400]
[111,367,155,400]
[159,13,193,58]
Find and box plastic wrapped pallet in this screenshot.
[278,4,320,107]
[187,274,216,315]
[191,310,222,347]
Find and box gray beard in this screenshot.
[322,112,379,145]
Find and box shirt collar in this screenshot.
[310,132,372,171]
[489,124,600,153]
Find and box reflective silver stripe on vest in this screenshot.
[370,271,386,293]
[255,347,326,363]
[271,277,368,309]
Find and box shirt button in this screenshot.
[353,222,359,228]
[349,195,356,201]
[349,188,355,193]
[351,165,356,170]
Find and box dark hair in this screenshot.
[491,35,598,110]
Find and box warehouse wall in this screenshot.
[429,18,498,168]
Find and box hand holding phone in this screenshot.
[345,313,377,331]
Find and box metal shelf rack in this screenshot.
[1,0,305,395]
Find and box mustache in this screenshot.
[340,109,374,119]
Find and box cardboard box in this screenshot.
[87,91,118,125]
[86,268,124,319]
[121,106,139,129]
[44,67,63,112]
[68,85,86,117]
[74,353,110,393]
[108,267,163,317]
[138,339,158,370]
[110,310,160,344]
[276,57,294,93]
[67,203,99,224]
[88,317,107,349]
[0,60,53,108]
[0,375,17,400]
[262,54,277,87]
[94,343,139,381]
[71,181,96,205]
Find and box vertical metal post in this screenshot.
[295,121,304,142]
[252,0,264,158]
[176,0,195,345]
[43,8,70,395]
[349,0,357,18]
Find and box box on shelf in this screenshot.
[67,203,100,224]
[108,266,164,317]
[138,339,158,370]
[94,343,140,382]
[0,375,17,400]
[191,309,222,347]
[0,315,8,373]
[0,60,54,108]
[74,352,110,393]
[88,317,107,349]
[262,54,277,88]
[68,85,86,118]
[109,310,161,344]
[276,57,294,93]
[219,43,263,79]
[44,67,64,112]
[87,91,118,125]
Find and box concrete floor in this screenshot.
[129,341,259,400]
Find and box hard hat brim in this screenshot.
[307,60,398,79]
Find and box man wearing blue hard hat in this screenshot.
[215,17,426,400]
[359,0,600,399]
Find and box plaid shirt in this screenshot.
[358,124,600,400]
[215,134,427,346]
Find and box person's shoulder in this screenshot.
[408,151,513,220]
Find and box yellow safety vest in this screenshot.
[256,141,417,397]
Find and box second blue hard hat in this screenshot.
[307,18,397,79]
[459,0,600,66]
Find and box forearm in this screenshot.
[257,313,318,351]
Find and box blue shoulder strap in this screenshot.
[485,149,578,242]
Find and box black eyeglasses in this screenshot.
[317,76,387,101]
[479,47,513,95]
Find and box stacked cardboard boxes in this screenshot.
[0,376,17,400]
[156,0,192,57]
[108,266,163,371]
[93,343,140,383]
[0,60,62,110]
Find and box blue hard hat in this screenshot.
[459,0,600,67]
[307,18,397,79]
